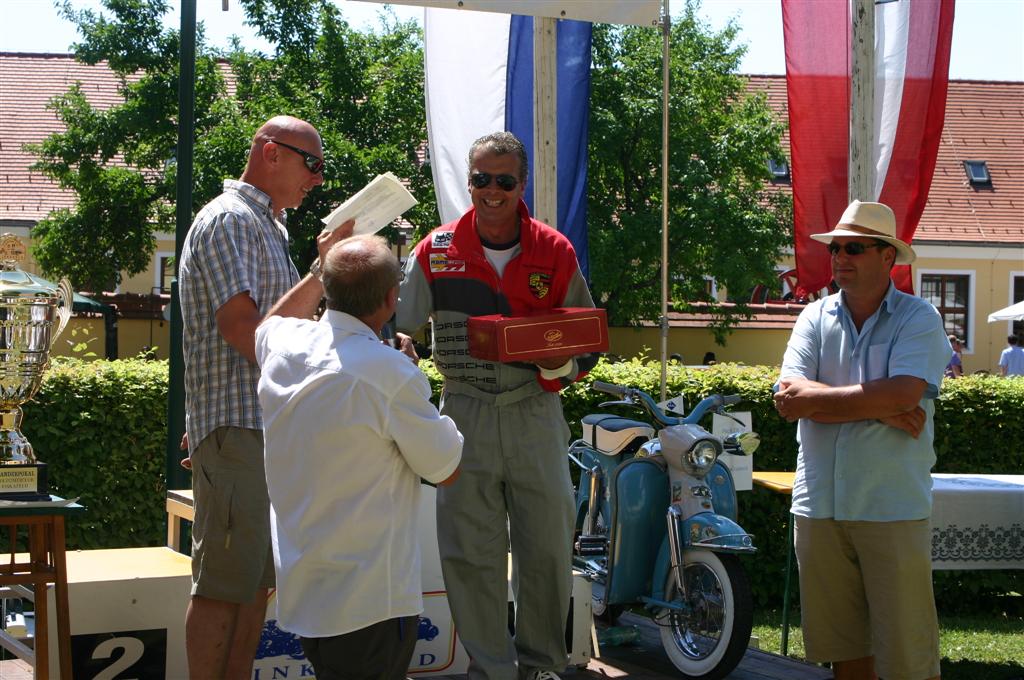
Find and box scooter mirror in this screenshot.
[725,431,761,455]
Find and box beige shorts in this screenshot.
[794,516,940,680]
[190,426,275,603]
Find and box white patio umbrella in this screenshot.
[987,300,1024,323]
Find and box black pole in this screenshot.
[165,0,196,496]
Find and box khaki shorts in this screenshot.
[794,516,940,680]
[190,426,275,603]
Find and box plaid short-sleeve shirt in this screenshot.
[179,180,300,449]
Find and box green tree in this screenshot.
[28,0,227,291]
[27,0,431,289]
[588,3,791,337]
[230,0,432,261]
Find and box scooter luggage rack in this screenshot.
[689,532,757,552]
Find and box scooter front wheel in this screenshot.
[656,550,753,680]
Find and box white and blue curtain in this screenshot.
[424,9,592,277]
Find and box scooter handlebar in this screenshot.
[723,395,742,406]
[592,381,627,397]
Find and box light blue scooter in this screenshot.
[569,381,759,680]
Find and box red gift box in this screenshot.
[467,308,608,362]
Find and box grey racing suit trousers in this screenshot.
[437,381,575,680]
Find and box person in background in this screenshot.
[178,115,348,680]
[702,351,717,365]
[998,335,1024,376]
[256,235,462,679]
[944,335,963,379]
[774,201,948,680]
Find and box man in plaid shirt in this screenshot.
[179,115,351,680]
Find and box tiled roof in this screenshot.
[746,74,1024,245]
[0,53,130,223]
[0,52,234,225]
[2,54,1021,247]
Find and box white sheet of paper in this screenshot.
[713,412,753,491]
[321,172,418,235]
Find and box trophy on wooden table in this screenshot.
[0,234,72,500]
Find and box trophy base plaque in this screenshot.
[0,461,48,501]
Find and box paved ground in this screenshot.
[436,612,832,680]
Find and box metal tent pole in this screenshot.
[165,0,196,497]
[533,16,558,229]
[850,0,876,201]
[659,0,671,401]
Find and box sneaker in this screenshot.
[527,672,561,680]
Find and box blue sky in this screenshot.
[2,0,1022,81]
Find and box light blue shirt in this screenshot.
[780,284,951,521]
[999,345,1024,376]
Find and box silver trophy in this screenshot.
[0,234,72,500]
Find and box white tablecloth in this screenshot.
[931,474,1024,570]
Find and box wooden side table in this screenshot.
[165,489,194,553]
[751,471,796,656]
[0,499,85,680]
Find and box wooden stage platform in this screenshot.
[0,613,830,679]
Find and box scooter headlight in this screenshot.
[684,440,719,475]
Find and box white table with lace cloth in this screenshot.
[930,474,1024,570]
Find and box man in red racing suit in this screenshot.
[397,132,597,680]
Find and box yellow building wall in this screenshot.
[119,236,176,295]
[118,318,172,360]
[49,318,171,361]
[609,326,791,367]
[51,318,106,359]
[15,229,1022,371]
[913,253,1023,375]
[611,250,1021,371]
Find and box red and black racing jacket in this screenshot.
[396,200,598,395]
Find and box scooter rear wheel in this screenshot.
[656,550,753,680]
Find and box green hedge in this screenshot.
[16,357,1021,612]
[427,358,1024,609]
[22,358,168,550]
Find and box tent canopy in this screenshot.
[988,300,1024,323]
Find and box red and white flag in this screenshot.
[783,0,954,297]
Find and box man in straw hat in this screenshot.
[773,201,950,680]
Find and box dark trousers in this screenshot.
[300,616,418,680]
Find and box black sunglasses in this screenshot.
[827,241,889,256]
[271,138,325,174]
[470,172,519,191]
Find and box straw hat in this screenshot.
[810,200,916,264]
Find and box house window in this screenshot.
[767,158,790,182]
[921,273,970,342]
[963,160,991,186]
[158,256,175,294]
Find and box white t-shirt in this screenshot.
[255,311,463,637]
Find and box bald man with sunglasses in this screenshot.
[179,115,351,680]
[398,132,598,680]
[774,201,950,680]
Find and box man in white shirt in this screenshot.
[255,234,463,679]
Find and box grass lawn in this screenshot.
[752,608,1024,680]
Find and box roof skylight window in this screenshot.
[768,158,790,182]
[963,160,991,186]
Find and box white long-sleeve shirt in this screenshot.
[256,311,463,637]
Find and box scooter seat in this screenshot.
[581,414,655,456]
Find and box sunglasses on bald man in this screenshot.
[270,138,325,175]
[827,241,890,256]
[470,172,519,191]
